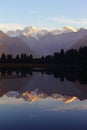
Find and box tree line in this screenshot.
[0,46,87,66]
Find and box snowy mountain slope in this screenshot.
[6,26,87,56]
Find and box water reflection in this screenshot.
[0,68,87,84]
[0,68,87,103]
[0,69,87,130]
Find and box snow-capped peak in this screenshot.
[51,26,77,35]
[6,25,77,39]
[6,26,39,38]
[22,26,40,39]
[23,26,39,33]
[63,26,77,32]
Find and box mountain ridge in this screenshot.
[0,31,37,57]
[0,26,87,56]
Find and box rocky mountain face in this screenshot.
[0,31,37,57]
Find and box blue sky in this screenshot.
[0,0,87,31]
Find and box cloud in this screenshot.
[48,17,87,27]
[0,23,25,32]
[0,17,87,32]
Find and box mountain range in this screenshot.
[0,26,87,56]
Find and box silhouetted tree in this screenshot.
[20,53,24,63]
[15,54,20,63]
[7,54,13,63]
[30,54,33,60]
[1,53,6,63]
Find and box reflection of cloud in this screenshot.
[0,95,25,105]
[48,101,87,111]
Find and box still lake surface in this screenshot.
[0,70,87,130]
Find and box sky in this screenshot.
[0,0,87,31]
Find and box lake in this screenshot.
[0,70,87,130]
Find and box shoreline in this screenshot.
[0,63,80,69]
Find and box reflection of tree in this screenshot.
[43,68,87,85]
[0,68,86,84]
[7,70,12,76]
[1,69,6,76]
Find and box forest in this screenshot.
[0,46,87,67]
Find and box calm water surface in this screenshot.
[0,72,87,130]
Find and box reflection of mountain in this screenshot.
[6,90,77,103]
[0,72,86,103]
[0,77,31,97]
